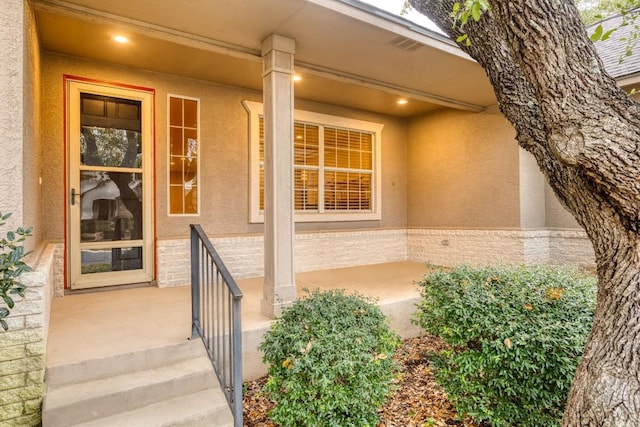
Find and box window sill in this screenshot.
[250,211,381,223]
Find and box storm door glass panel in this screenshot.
[80,172,142,242]
[168,95,199,215]
[81,247,143,274]
[78,93,144,275]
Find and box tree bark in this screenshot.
[409,0,640,424]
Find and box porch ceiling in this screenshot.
[33,0,497,117]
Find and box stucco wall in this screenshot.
[545,184,581,229]
[22,0,42,250]
[518,148,546,229]
[0,0,26,235]
[406,105,520,229]
[40,53,408,242]
[0,0,41,247]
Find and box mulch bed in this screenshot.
[242,334,479,427]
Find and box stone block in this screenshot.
[24,287,43,301]
[0,402,24,423]
[0,389,19,406]
[26,369,43,385]
[25,356,44,372]
[24,342,44,357]
[0,384,44,406]
[0,346,25,362]
[0,412,40,427]
[0,374,26,392]
[0,355,43,377]
[24,314,43,329]
[0,359,27,377]
[9,298,43,317]
[0,317,25,330]
[23,398,41,415]
[0,328,42,346]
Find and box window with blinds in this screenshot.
[245,101,383,222]
[323,127,372,211]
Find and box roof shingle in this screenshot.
[588,12,640,78]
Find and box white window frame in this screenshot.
[167,94,201,216]
[243,100,383,223]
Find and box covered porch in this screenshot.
[46,261,430,380]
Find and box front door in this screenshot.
[67,80,154,289]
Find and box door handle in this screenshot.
[71,188,78,206]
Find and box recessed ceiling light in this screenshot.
[113,35,129,44]
[397,99,408,105]
[292,74,302,82]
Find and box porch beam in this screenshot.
[31,0,262,62]
[261,34,296,318]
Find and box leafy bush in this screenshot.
[259,289,401,427]
[413,265,596,427]
[0,212,32,330]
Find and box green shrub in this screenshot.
[259,289,401,427]
[0,212,32,331]
[413,265,596,427]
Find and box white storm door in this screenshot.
[67,81,154,289]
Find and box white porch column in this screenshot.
[261,34,296,318]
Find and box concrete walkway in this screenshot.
[46,261,430,374]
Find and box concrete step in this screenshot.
[74,388,234,427]
[42,355,222,426]
[46,339,204,387]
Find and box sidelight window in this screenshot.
[168,95,200,215]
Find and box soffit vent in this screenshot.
[389,35,424,52]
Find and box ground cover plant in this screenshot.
[259,289,401,427]
[245,334,479,427]
[413,264,597,427]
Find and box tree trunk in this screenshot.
[568,255,640,424]
[409,0,640,424]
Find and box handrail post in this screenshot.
[233,297,243,427]
[190,224,200,340]
[190,224,243,426]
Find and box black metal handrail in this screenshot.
[190,224,243,427]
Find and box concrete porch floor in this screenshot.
[46,261,430,377]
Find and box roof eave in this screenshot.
[310,0,472,60]
[617,72,640,87]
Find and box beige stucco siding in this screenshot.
[545,185,581,229]
[406,106,520,229]
[0,0,24,227]
[1,0,42,251]
[39,53,408,241]
[518,148,546,229]
[22,0,42,250]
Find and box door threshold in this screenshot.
[65,280,157,295]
